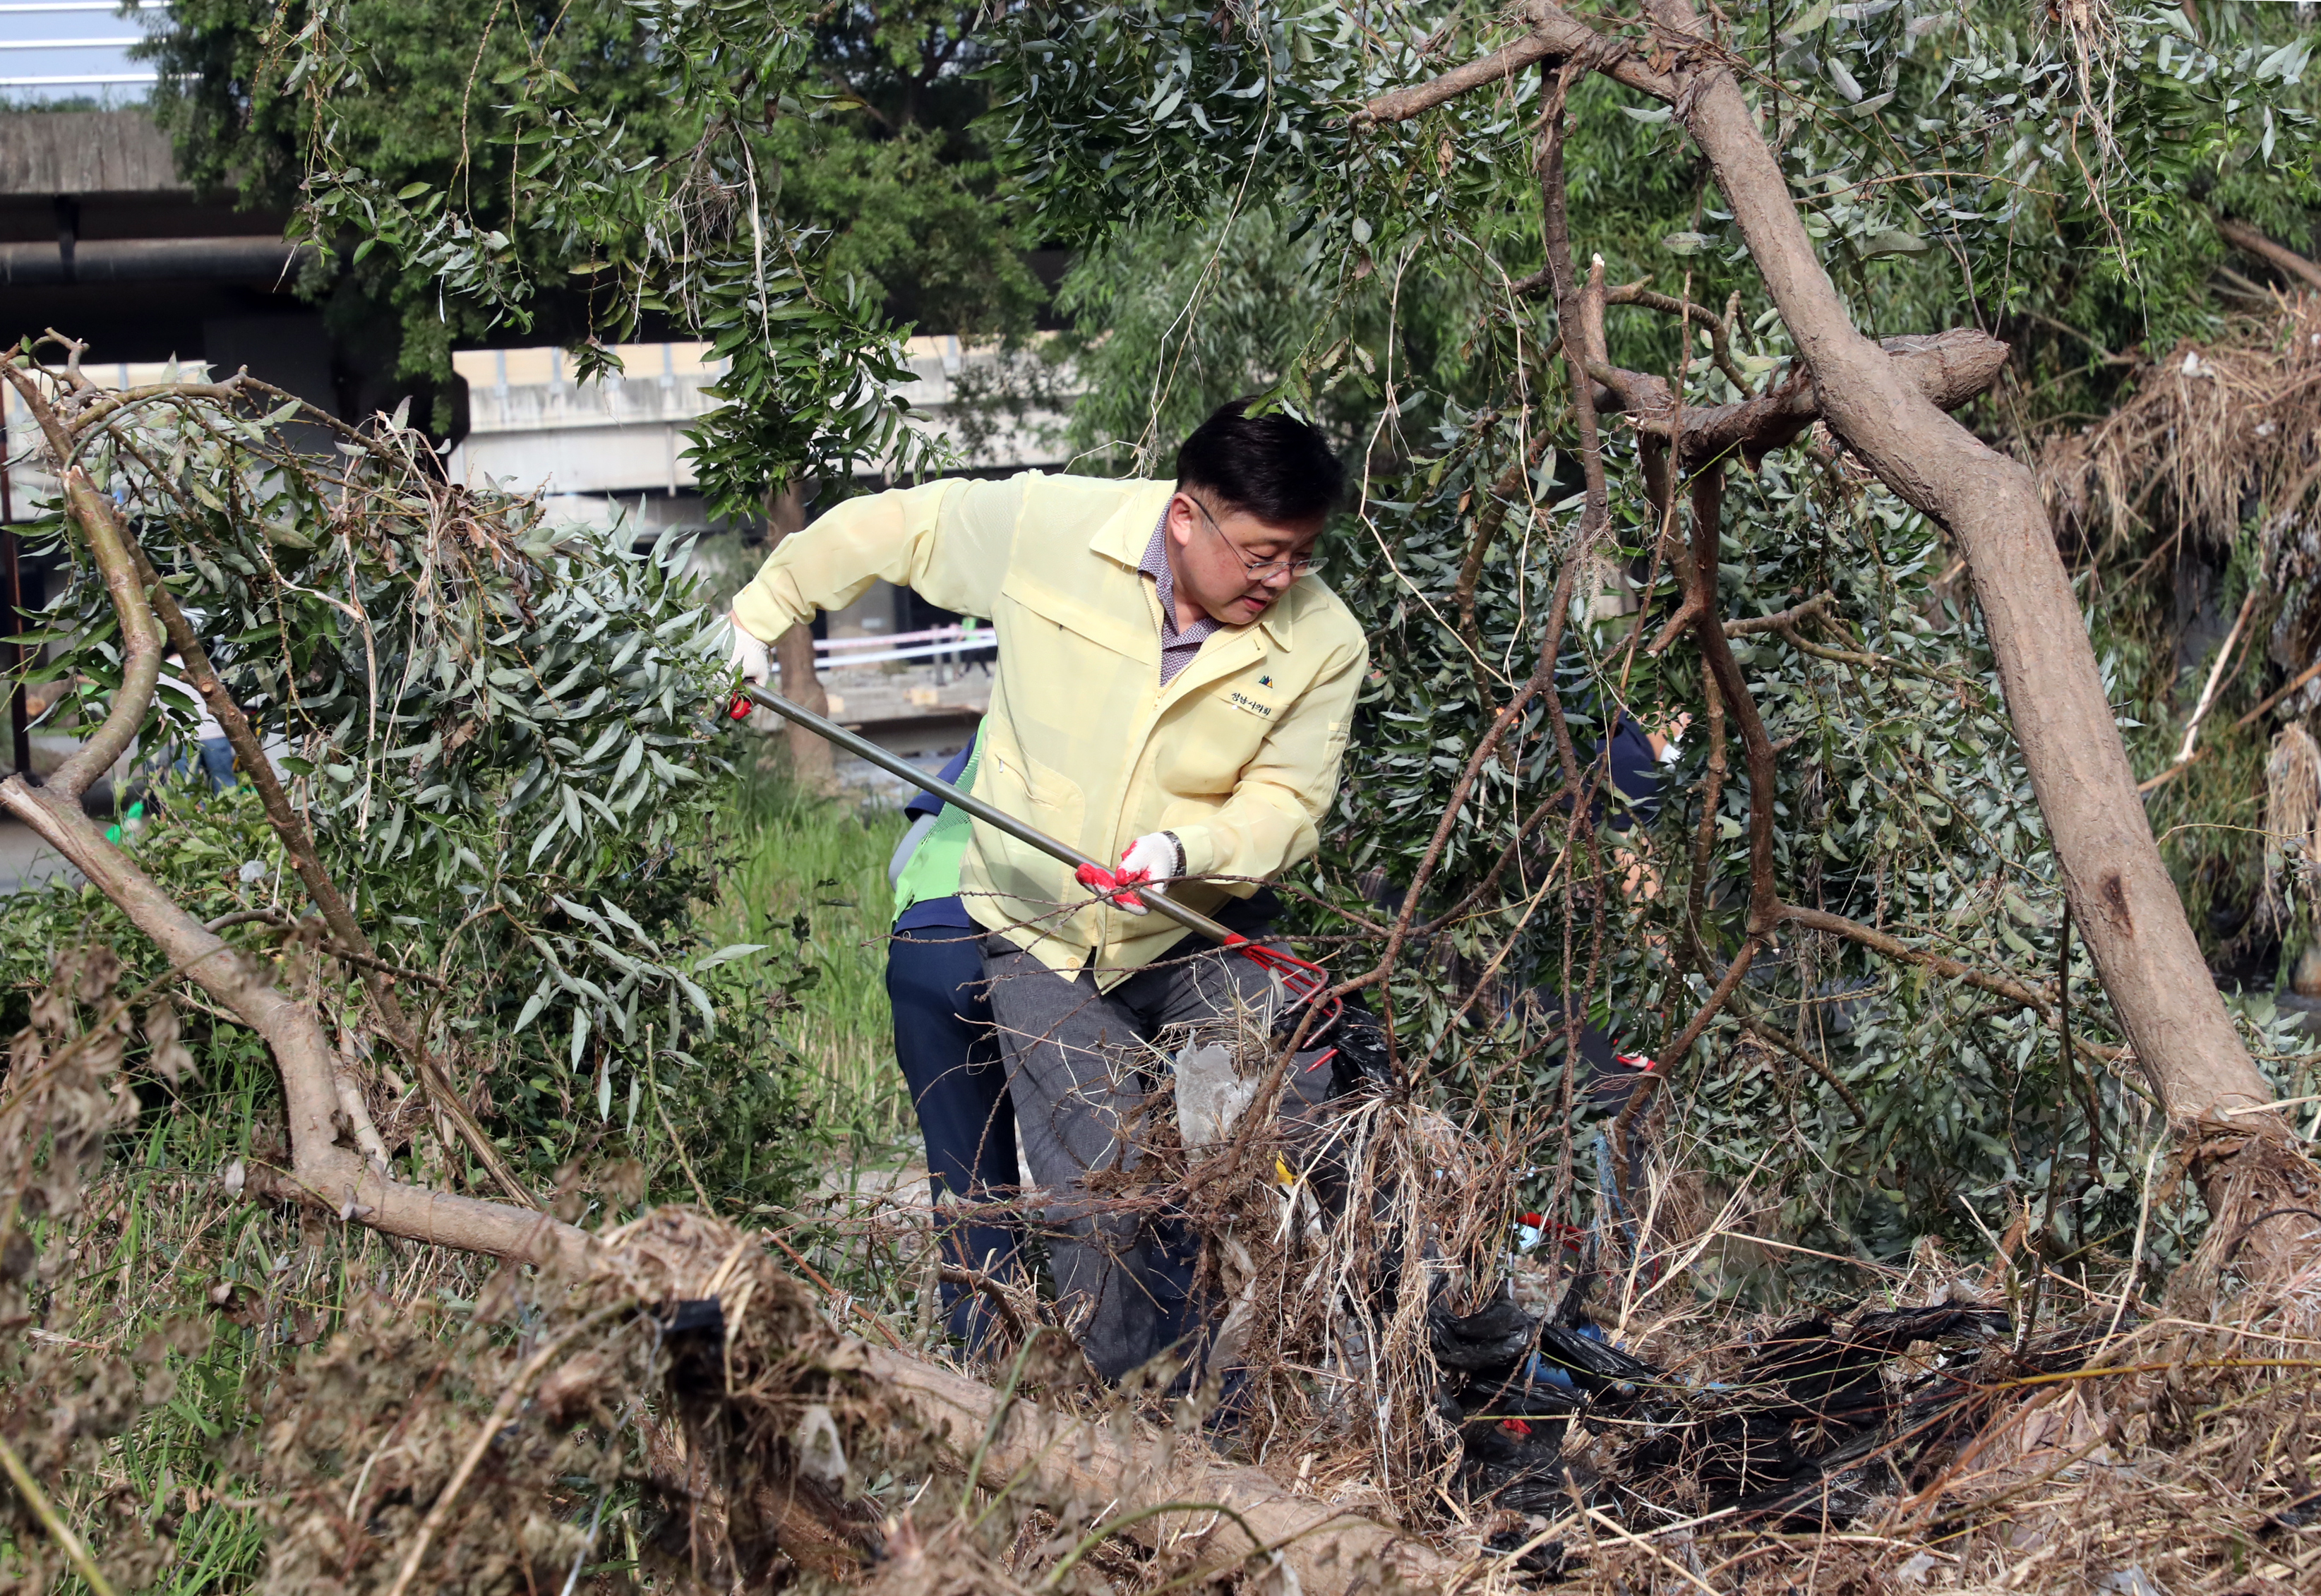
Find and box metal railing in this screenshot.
[0,0,165,86]
[814,623,995,670]
[0,71,157,85]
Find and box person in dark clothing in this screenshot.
[886,728,1024,1350]
[1593,713,1674,836]
[1532,709,1684,1102]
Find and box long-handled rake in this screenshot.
[729,686,1344,1041]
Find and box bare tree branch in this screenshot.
[2214,217,2321,296]
[1355,30,1564,124]
[1595,330,2010,467]
[47,471,165,800]
[864,1345,1456,1591]
[1357,6,1678,124]
[1725,591,1836,637]
[1779,904,2055,1015]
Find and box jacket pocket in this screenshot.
[982,738,1086,841]
[997,571,1155,664]
[1147,680,1275,798]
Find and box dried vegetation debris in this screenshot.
[2039,296,2321,704]
[1,947,193,1593]
[1425,1278,2321,1595]
[5,946,2321,1595]
[2039,296,2321,564]
[258,1207,928,1595]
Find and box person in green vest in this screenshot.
[886,721,1021,1348]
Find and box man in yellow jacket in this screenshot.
[729,402,1367,1379]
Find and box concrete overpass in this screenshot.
[446,336,1071,642]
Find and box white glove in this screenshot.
[1107,832,1185,916]
[728,611,773,689]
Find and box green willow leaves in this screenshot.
[268,0,942,512]
[8,368,804,1194]
[987,0,2321,1264]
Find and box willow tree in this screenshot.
[985,0,2320,1271]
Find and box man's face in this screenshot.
[1164,491,1326,628]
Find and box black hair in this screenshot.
[1173,399,1343,524]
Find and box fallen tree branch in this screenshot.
[0,368,582,1264]
[1456,15,2133,1140]
[1686,467,1782,934]
[1,748,583,1265]
[1357,6,1677,121]
[1604,0,2278,1146]
[1506,273,1758,395]
[1615,283,1755,395]
[0,452,164,805]
[2140,610,2310,796]
[2214,217,2321,296]
[200,907,450,990]
[2173,587,2263,766]
[1777,904,2054,1015]
[1531,61,1609,809]
[862,1345,1460,1592]
[1593,330,2010,468]
[1643,476,1710,655]
[8,348,541,1211]
[2141,664,2321,793]
[1724,591,1836,636]
[1650,933,1764,1093]
[2243,673,2321,738]
[1650,461,2068,1075]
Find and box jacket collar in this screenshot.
[1158,624,1264,709]
[1257,587,1300,651]
[1089,481,1177,568]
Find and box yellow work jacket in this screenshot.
[732,472,1368,986]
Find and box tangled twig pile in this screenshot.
[6,931,2320,1592]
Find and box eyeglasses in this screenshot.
[1185,496,1326,580]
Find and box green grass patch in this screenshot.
[714,740,913,1157]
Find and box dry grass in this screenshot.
[9,942,2321,1595]
[2040,295,2321,568]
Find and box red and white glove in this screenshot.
[1074,832,1184,915]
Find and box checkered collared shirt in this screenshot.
[1139,512,1222,686]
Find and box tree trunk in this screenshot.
[765,483,836,792]
[1631,0,2297,1239]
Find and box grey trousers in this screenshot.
[982,929,1336,1381]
